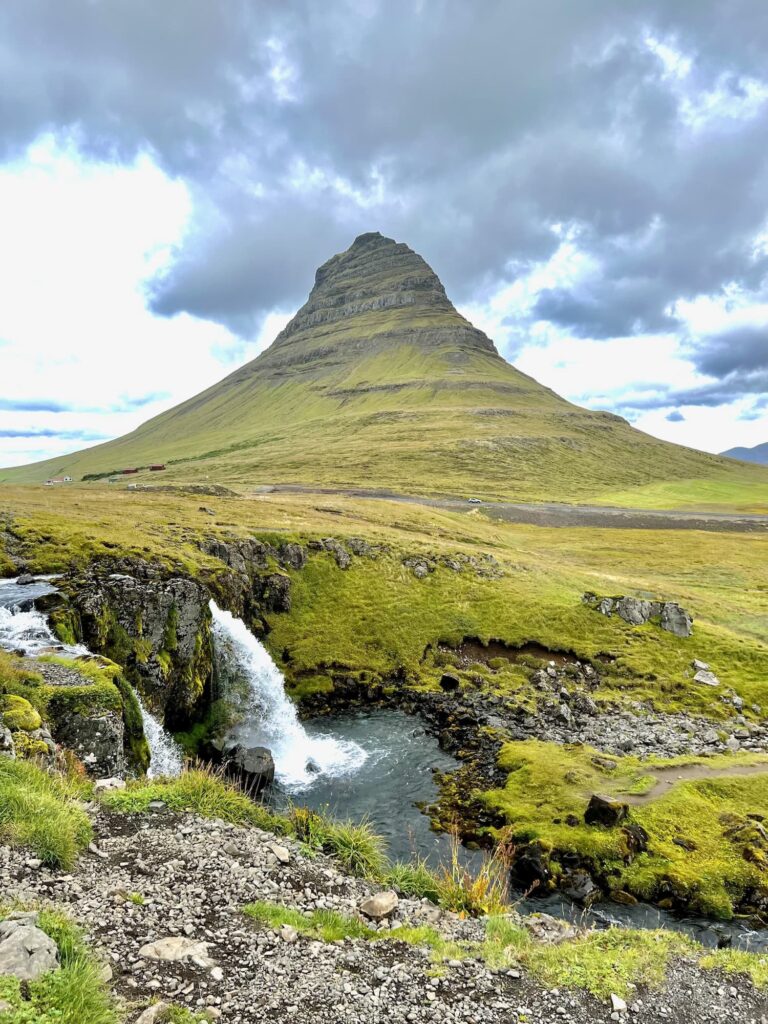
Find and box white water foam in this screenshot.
[135,694,184,778]
[210,600,367,790]
[0,576,182,777]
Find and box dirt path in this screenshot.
[624,761,768,806]
[257,485,768,533]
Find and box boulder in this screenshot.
[615,597,653,626]
[221,742,275,795]
[94,777,126,792]
[278,542,308,570]
[660,602,693,637]
[584,794,628,827]
[359,890,399,920]
[694,669,720,687]
[562,869,598,904]
[511,842,552,889]
[523,913,578,945]
[0,913,58,981]
[53,710,125,777]
[15,573,36,586]
[692,659,710,672]
[139,936,213,966]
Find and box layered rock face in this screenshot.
[67,566,213,731]
[256,231,498,378]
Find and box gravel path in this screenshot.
[260,485,768,534]
[3,808,767,1023]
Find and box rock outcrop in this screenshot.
[0,912,58,981]
[61,564,213,731]
[583,593,693,637]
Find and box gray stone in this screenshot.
[139,936,213,965]
[694,670,720,687]
[692,659,710,672]
[135,1003,170,1023]
[615,597,653,626]
[94,776,126,792]
[54,710,125,777]
[584,794,628,827]
[359,891,399,920]
[0,725,14,759]
[267,842,291,865]
[221,743,275,795]
[660,602,693,637]
[0,913,58,981]
[279,924,298,944]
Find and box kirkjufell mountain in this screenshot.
[3,232,762,500]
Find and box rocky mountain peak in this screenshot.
[274,231,466,345]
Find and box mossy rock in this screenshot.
[0,694,42,731]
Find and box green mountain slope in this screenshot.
[4,232,767,504]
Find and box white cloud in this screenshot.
[0,136,285,468]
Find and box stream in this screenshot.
[1,579,767,951]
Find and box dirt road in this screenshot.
[259,485,768,533]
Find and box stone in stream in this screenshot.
[0,913,58,981]
[584,794,628,827]
[221,742,275,795]
[359,891,399,920]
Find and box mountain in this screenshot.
[721,442,768,465]
[3,232,766,502]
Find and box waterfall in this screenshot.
[0,577,182,777]
[209,600,367,790]
[135,694,184,778]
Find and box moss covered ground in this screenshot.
[485,741,768,917]
[0,651,150,772]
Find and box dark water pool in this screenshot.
[270,707,768,952]
[269,708,468,867]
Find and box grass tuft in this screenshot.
[0,907,117,1024]
[0,758,92,868]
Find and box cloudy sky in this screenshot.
[1,0,767,468]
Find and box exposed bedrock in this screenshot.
[55,563,214,731]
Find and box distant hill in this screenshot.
[721,442,768,465]
[3,232,767,504]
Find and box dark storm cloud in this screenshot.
[689,325,768,377]
[1,0,768,378]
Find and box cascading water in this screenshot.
[210,601,367,789]
[135,693,184,778]
[0,577,182,777]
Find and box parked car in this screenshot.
[467,497,483,503]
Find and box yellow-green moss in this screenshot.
[0,694,42,731]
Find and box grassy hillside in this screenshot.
[3,483,768,915]
[3,233,768,508]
